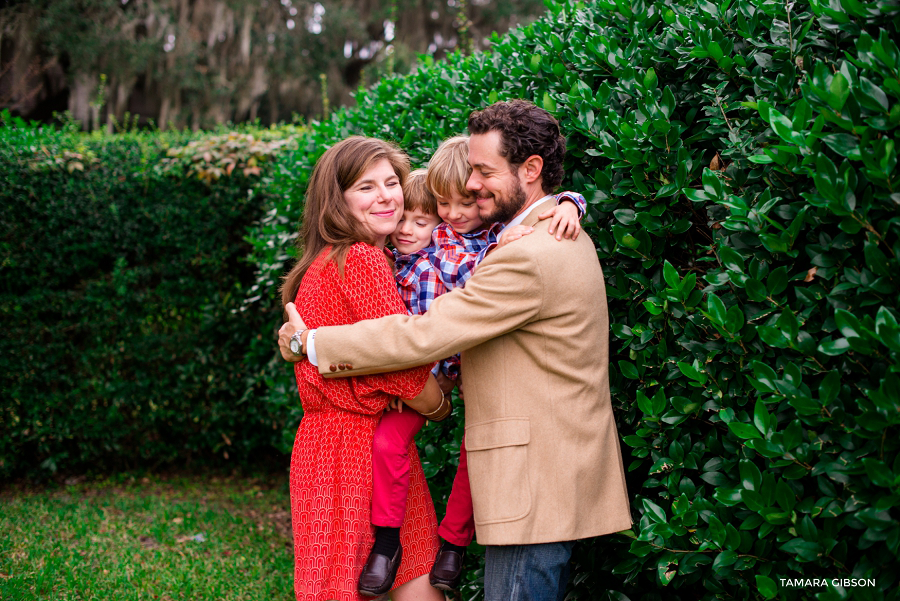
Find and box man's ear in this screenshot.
[520,155,543,184]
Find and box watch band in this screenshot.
[289,329,307,356]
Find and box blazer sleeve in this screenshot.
[314,242,544,378]
[337,244,432,399]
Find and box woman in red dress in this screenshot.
[279,137,448,601]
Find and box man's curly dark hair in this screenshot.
[467,99,566,194]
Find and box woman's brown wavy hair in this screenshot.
[280,136,410,306]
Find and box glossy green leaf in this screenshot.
[729,422,762,440]
[542,91,557,113]
[753,401,771,436]
[862,458,894,488]
[642,498,667,523]
[756,574,777,600]
[769,106,805,145]
[817,337,851,355]
[663,261,680,289]
[719,246,745,272]
[677,361,707,384]
[746,278,767,301]
[707,293,726,325]
[828,72,851,110]
[618,360,640,380]
[776,479,797,511]
[858,76,889,112]
[822,133,861,158]
[725,305,744,334]
[767,266,788,295]
[779,538,823,562]
[707,514,726,545]
[613,209,636,224]
[759,233,789,253]
[740,459,763,490]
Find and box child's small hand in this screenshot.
[435,371,456,396]
[497,225,535,248]
[538,201,581,241]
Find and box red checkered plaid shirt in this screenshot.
[430,191,586,289]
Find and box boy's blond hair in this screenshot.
[403,168,438,216]
[426,136,471,199]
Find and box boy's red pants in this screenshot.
[371,408,475,546]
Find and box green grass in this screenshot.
[0,474,294,600]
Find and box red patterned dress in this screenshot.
[289,242,440,601]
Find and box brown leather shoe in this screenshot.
[358,544,403,597]
[429,544,465,591]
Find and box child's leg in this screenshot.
[437,435,475,546]
[371,408,427,528]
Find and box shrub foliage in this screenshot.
[0,117,297,479]
[249,0,900,598]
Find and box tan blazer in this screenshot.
[314,198,632,545]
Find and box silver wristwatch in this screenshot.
[289,329,306,355]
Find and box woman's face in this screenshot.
[344,158,404,247]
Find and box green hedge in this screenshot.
[249,0,900,598]
[0,116,296,479]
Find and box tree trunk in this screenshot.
[239,5,253,66]
[70,72,95,131]
[235,64,267,123]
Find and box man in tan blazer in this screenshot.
[280,100,631,601]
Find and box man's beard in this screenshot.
[481,174,527,225]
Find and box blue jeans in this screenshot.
[484,541,576,601]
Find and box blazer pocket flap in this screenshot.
[466,418,530,451]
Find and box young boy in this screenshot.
[359,145,586,596]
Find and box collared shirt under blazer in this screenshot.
[313,198,632,545]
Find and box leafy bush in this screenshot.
[159,131,299,182]
[249,0,900,598]
[0,114,299,479]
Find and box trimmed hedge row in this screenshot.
[0,117,296,479]
[248,0,900,598]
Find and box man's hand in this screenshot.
[278,302,309,362]
[538,200,581,241]
[497,224,535,248]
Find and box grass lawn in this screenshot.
[0,473,294,600]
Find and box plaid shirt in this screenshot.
[392,246,460,379]
[393,246,448,316]
[430,223,500,290]
[430,190,587,289]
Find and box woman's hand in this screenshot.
[538,201,581,241]
[497,224,534,248]
[278,302,309,362]
[403,375,451,421]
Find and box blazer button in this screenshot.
[329,364,337,372]
[347,364,353,369]
[338,363,346,371]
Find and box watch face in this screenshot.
[290,338,301,354]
